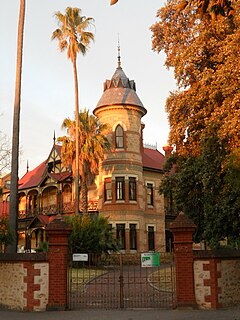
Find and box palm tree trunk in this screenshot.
[81,174,88,215]
[73,57,80,215]
[7,0,26,253]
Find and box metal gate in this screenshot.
[68,252,176,309]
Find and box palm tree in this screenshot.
[52,7,94,215]
[7,0,26,253]
[58,109,110,215]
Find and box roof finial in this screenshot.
[53,130,56,145]
[26,160,29,173]
[117,33,121,68]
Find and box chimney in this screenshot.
[163,145,173,157]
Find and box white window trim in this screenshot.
[146,224,156,232]
[145,180,155,187]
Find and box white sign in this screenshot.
[72,253,88,262]
[141,252,160,267]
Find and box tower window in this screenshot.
[115,125,124,148]
[129,177,137,201]
[116,177,125,200]
[104,178,112,201]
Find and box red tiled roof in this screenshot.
[142,148,165,171]
[26,214,57,229]
[48,172,71,182]
[18,160,47,190]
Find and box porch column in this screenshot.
[46,216,72,310]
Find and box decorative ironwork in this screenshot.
[68,252,176,310]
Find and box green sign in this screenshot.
[141,252,160,267]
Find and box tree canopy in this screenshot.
[67,215,118,254]
[151,0,240,156]
[152,0,240,247]
[58,109,110,214]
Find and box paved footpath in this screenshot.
[0,308,240,320]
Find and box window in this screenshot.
[147,183,154,206]
[116,224,126,250]
[116,177,125,200]
[104,178,112,201]
[148,226,155,251]
[129,177,136,201]
[130,224,137,250]
[115,125,124,148]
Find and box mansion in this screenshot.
[0,57,175,253]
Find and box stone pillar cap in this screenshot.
[170,212,196,231]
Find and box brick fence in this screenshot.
[0,213,239,311]
[0,216,71,311]
[170,212,240,309]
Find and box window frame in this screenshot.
[129,223,137,250]
[129,177,137,201]
[148,226,155,251]
[116,177,125,200]
[147,183,154,206]
[116,223,126,250]
[104,178,112,202]
[115,124,124,149]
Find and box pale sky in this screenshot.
[0,0,176,177]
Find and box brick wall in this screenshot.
[170,212,240,309]
[0,216,71,312]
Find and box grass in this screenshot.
[70,268,107,290]
[148,265,176,292]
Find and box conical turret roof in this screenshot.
[94,55,147,116]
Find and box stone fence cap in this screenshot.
[170,211,196,230]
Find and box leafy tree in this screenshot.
[58,109,110,215]
[151,0,240,156]
[52,7,95,215]
[7,0,26,253]
[67,215,118,254]
[160,135,240,248]
[152,1,240,247]
[0,217,13,253]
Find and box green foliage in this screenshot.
[0,217,13,253]
[36,241,49,253]
[66,215,118,254]
[160,136,240,248]
[58,109,110,214]
[153,0,240,248]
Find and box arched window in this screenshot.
[115,125,124,149]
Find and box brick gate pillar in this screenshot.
[46,216,72,310]
[170,212,196,308]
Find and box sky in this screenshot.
[0,0,176,177]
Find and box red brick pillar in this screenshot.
[170,212,196,308]
[46,216,71,310]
